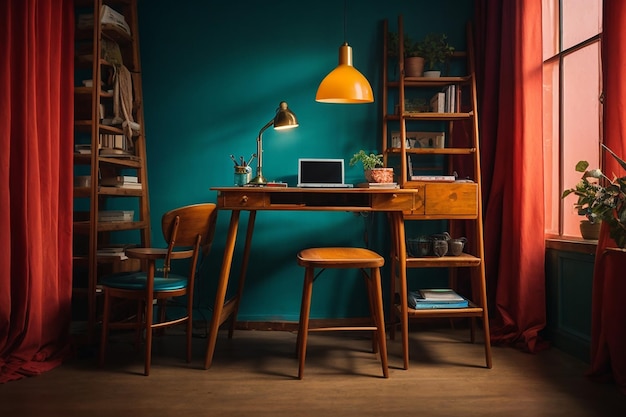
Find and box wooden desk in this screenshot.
[204,187,419,369]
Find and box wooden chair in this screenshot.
[99,203,217,375]
[296,247,389,379]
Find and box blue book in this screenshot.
[411,300,469,309]
[408,290,469,309]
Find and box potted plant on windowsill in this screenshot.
[349,150,394,184]
[561,145,626,245]
[415,33,455,78]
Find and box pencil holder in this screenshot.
[234,166,251,186]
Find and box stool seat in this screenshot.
[297,247,385,268]
[296,247,389,379]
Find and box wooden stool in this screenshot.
[296,247,389,379]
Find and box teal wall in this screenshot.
[136,0,474,321]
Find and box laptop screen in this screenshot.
[297,158,349,187]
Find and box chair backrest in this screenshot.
[160,203,218,275]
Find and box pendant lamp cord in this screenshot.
[343,0,347,42]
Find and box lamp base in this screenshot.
[247,174,267,186]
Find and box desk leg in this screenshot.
[228,211,257,338]
[389,211,409,370]
[204,210,240,369]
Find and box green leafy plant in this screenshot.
[387,32,421,58]
[416,33,455,71]
[349,150,384,171]
[561,145,626,247]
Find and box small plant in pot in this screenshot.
[415,33,455,77]
[388,32,424,77]
[561,145,626,244]
[349,150,394,183]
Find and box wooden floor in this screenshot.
[1,325,625,417]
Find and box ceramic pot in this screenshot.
[449,237,467,256]
[432,240,448,257]
[423,70,441,78]
[580,219,601,240]
[405,56,425,77]
[365,168,394,183]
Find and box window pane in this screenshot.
[562,0,602,50]
[543,60,559,235]
[561,42,601,237]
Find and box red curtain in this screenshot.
[0,0,74,382]
[473,1,548,352]
[587,0,626,394]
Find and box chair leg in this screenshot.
[144,296,153,376]
[186,308,193,364]
[297,267,314,380]
[370,267,389,378]
[99,290,111,368]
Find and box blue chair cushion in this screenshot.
[100,272,188,292]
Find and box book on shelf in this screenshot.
[408,289,469,309]
[101,175,138,185]
[98,210,134,222]
[357,182,399,189]
[410,175,456,182]
[116,183,142,189]
[419,288,465,302]
[96,247,128,261]
[444,85,457,112]
[101,175,141,188]
[411,300,469,309]
[430,92,445,113]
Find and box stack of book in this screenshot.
[98,210,134,222]
[429,85,460,113]
[96,247,128,261]
[100,175,141,189]
[408,288,469,309]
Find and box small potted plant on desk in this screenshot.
[561,145,626,244]
[350,150,394,184]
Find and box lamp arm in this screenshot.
[256,119,274,174]
[248,118,275,185]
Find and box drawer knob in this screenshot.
[241,195,248,204]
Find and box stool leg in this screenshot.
[370,267,389,378]
[297,267,314,380]
[361,269,378,354]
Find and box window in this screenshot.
[542,0,602,238]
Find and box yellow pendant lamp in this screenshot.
[315,1,374,104]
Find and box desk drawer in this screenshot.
[371,191,418,211]
[218,191,268,209]
[424,183,478,216]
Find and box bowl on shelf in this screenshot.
[407,236,432,257]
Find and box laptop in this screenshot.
[297,158,353,188]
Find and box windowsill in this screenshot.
[545,234,598,255]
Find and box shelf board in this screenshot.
[394,302,484,318]
[98,186,143,196]
[97,220,149,232]
[387,75,471,88]
[386,147,476,155]
[396,253,482,268]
